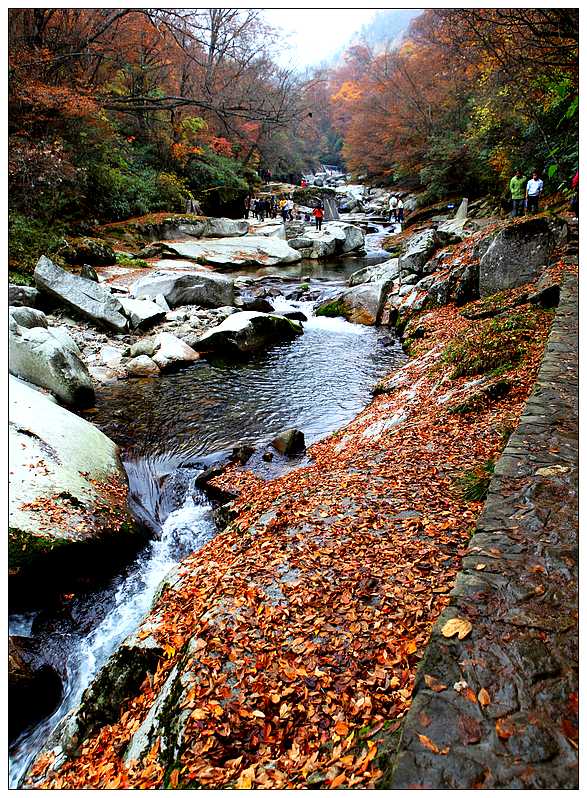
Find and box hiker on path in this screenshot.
[313,204,324,231]
[509,168,527,217]
[244,195,251,219]
[396,198,404,224]
[526,171,544,214]
[284,197,294,221]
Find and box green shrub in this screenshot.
[115,255,151,269]
[443,308,542,379]
[8,213,67,274]
[456,460,495,501]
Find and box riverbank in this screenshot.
[26,256,571,788]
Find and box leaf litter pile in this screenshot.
[29,280,558,789]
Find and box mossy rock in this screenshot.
[292,187,337,207]
[59,236,116,266]
[315,298,346,318]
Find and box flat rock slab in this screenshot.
[165,236,302,267]
[386,276,578,789]
[34,256,128,332]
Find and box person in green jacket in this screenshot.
[509,168,526,217]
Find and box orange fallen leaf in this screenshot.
[478,688,491,706]
[417,734,449,755]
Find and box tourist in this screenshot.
[284,197,294,221]
[570,171,579,219]
[244,195,251,219]
[396,198,404,224]
[526,170,544,214]
[509,168,527,217]
[313,204,324,231]
[388,194,398,222]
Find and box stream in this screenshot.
[9,225,404,787]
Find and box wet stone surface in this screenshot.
[385,276,578,789]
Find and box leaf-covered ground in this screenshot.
[29,280,558,789]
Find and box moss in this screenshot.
[115,255,151,269]
[315,299,346,318]
[8,527,69,569]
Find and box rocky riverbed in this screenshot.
[9,192,578,789]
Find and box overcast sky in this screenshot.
[262,9,378,70]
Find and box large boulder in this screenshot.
[316,281,391,326]
[479,217,566,297]
[9,377,139,585]
[271,428,305,455]
[34,257,127,332]
[119,297,166,330]
[9,315,95,407]
[349,258,400,287]
[131,271,234,309]
[164,236,302,268]
[9,284,41,308]
[398,228,439,279]
[194,311,303,356]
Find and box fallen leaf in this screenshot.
[417,734,449,755]
[424,674,447,692]
[441,617,472,640]
[478,688,491,706]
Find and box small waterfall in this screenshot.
[9,471,215,787]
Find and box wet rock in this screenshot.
[479,217,566,297]
[126,355,160,377]
[238,295,275,313]
[131,271,234,309]
[99,345,124,368]
[152,333,200,371]
[80,263,99,282]
[9,316,95,407]
[316,281,391,326]
[9,636,62,740]
[271,428,305,455]
[262,451,274,462]
[34,257,128,332]
[194,311,303,356]
[282,310,307,322]
[231,444,255,465]
[9,377,138,584]
[119,297,166,330]
[9,284,41,308]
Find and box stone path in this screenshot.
[385,275,578,789]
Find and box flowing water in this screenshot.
[9,223,403,786]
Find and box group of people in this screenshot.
[388,195,405,224]
[509,168,544,217]
[244,194,325,229]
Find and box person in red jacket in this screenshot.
[312,204,324,231]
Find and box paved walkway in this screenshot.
[386,275,578,789]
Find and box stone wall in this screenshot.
[382,275,578,789]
